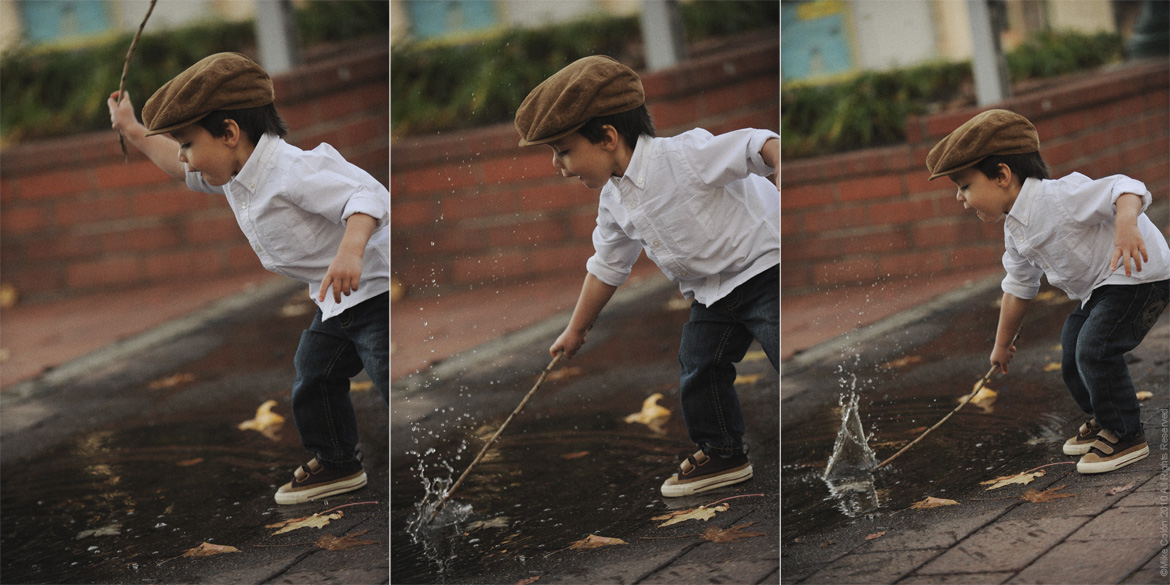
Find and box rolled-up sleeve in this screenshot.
[1000,244,1043,300]
[586,205,643,287]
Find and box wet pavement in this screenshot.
[780,275,1170,585]
[0,280,389,585]
[391,279,780,584]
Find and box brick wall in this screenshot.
[390,39,780,297]
[0,46,389,302]
[781,60,1170,293]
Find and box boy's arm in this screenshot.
[760,137,779,190]
[991,293,1030,374]
[551,273,618,359]
[107,92,185,180]
[319,212,378,303]
[1111,193,1148,277]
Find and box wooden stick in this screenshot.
[427,353,563,524]
[874,330,1020,471]
[117,0,158,160]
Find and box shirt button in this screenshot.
[637,177,644,185]
[652,240,661,248]
[679,270,688,277]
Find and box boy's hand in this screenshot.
[319,252,363,303]
[1111,222,1147,277]
[550,327,588,360]
[990,343,1015,375]
[107,91,138,133]
[760,137,779,191]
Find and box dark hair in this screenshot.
[197,103,288,144]
[577,104,655,149]
[974,151,1049,181]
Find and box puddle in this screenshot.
[822,392,879,517]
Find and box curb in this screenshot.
[0,277,305,407]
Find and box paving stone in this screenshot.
[898,571,1014,584]
[863,510,1004,552]
[1007,539,1163,584]
[916,517,1088,574]
[643,560,779,584]
[1065,507,1162,541]
[800,549,939,584]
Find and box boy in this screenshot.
[514,55,780,497]
[107,52,389,503]
[927,108,1170,474]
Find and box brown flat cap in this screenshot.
[515,55,644,147]
[926,109,1040,180]
[143,52,274,136]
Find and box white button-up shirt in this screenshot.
[186,134,389,320]
[1002,172,1170,306]
[587,128,779,306]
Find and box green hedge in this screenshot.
[0,1,388,142]
[782,30,1125,159]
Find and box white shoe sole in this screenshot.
[1076,446,1149,474]
[274,471,367,505]
[660,465,753,498]
[1062,440,1093,456]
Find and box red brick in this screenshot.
[226,245,265,272]
[781,184,828,210]
[24,234,102,262]
[19,169,91,200]
[878,250,946,277]
[102,225,180,253]
[804,206,867,232]
[949,245,1003,269]
[133,189,206,217]
[1,177,19,202]
[184,214,242,244]
[651,95,703,130]
[452,251,527,284]
[842,230,910,255]
[0,206,48,233]
[482,153,555,183]
[837,174,903,202]
[781,263,813,290]
[55,195,134,226]
[439,190,517,222]
[516,183,593,213]
[391,200,438,229]
[95,160,171,190]
[814,258,878,286]
[780,213,802,236]
[783,236,842,261]
[399,163,480,196]
[868,198,936,226]
[488,217,565,247]
[144,249,222,279]
[66,256,142,288]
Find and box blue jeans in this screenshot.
[1061,280,1168,440]
[679,264,779,457]
[291,292,389,469]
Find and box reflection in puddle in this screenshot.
[822,392,879,517]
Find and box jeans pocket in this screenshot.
[1133,286,1168,340]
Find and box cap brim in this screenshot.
[518,120,589,147]
[144,112,211,137]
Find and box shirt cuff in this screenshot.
[342,188,388,226]
[748,130,779,175]
[1001,275,1039,301]
[586,255,631,287]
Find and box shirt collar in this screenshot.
[232,133,280,193]
[609,134,652,192]
[1007,177,1038,227]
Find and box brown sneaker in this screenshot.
[1062,418,1100,456]
[1076,429,1148,474]
[274,458,367,505]
[660,449,752,498]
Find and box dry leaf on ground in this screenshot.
[1106,481,1135,496]
[624,393,671,434]
[910,497,959,510]
[965,384,998,413]
[546,366,584,381]
[866,531,887,540]
[882,355,923,369]
[316,530,378,551]
[568,534,627,550]
[517,577,541,585]
[652,503,729,527]
[980,470,1044,490]
[182,542,241,558]
[176,458,203,467]
[1136,391,1154,401]
[560,451,589,460]
[1043,362,1061,372]
[350,380,374,392]
[266,511,343,535]
[742,350,768,363]
[237,400,285,441]
[701,522,763,543]
[734,373,764,385]
[149,373,196,389]
[1022,485,1074,503]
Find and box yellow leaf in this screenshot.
[1043,362,1061,372]
[866,531,887,540]
[568,534,627,550]
[734,373,764,385]
[149,373,196,390]
[350,380,374,392]
[176,458,203,467]
[742,350,768,363]
[1136,391,1154,401]
[964,383,997,413]
[882,355,923,369]
[316,530,378,551]
[266,511,342,535]
[546,366,584,381]
[182,542,241,558]
[701,522,764,543]
[910,497,958,510]
[517,577,541,585]
[980,470,1045,490]
[624,393,671,434]
[1022,485,1074,503]
[1106,481,1135,496]
[652,503,728,527]
[560,451,590,460]
[237,400,285,441]
[0,284,19,309]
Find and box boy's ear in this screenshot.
[599,124,620,151]
[221,119,241,147]
[996,162,1013,187]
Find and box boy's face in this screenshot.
[948,166,1015,224]
[546,131,621,190]
[170,123,242,186]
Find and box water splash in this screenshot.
[403,453,474,576]
[822,392,880,517]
